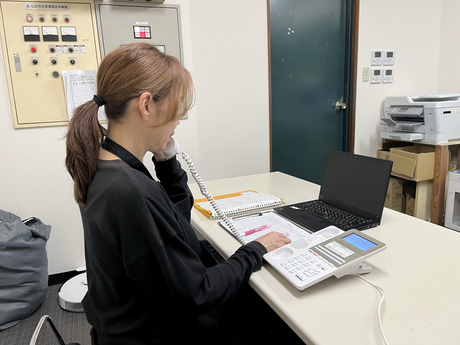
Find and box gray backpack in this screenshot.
[0,209,51,330]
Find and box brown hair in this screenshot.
[65,43,194,205]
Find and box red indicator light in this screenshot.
[31,47,37,53]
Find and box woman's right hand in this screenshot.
[254,231,292,253]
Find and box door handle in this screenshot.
[335,102,347,111]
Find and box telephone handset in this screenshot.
[162,138,181,157]
[164,138,245,244]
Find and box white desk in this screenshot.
[189,172,460,345]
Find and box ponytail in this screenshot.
[65,101,106,206]
[65,42,194,206]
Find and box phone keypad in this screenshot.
[279,250,334,282]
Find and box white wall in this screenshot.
[437,0,460,93]
[354,0,443,157]
[186,0,270,180]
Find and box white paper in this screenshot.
[219,211,309,243]
[62,69,106,122]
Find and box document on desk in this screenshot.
[62,70,106,122]
[219,211,310,244]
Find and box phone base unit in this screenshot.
[263,227,386,291]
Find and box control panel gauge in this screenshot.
[60,26,77,41]
[42,26,59,41]
[23,26,40,41]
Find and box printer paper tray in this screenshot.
[380,131,425,141]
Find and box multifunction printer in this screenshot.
[380,93,460,143]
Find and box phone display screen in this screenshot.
[342,233,377,251]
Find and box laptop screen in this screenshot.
[319,150,393,222]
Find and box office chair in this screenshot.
[29,315,80,345]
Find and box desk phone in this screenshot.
[263,227,386,291]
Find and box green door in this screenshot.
[270,0,352,184]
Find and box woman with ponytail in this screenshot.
[65,43,290,345]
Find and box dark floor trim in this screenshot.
[48,270,84,286]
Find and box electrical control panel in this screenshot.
[95,1,182,63]
[0,0,101,128]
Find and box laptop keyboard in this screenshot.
[297,201,372,230]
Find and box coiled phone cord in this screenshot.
[180,152,246,245]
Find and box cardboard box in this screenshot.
[385,198,404,212]
[405,185,416,216]
[386,177,403,197]
[377,149,391,161]
[389,146,435,181]
[385,177,404,212]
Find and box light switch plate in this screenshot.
[363,67,370,82]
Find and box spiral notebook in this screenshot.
[194,190,283,220]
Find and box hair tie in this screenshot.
[93,95,106,107]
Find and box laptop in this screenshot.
[274,150,393,232]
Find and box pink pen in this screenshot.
[243,224,272,236]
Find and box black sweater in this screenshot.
[80,154,266,344]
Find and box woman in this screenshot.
[65,43,291,345]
